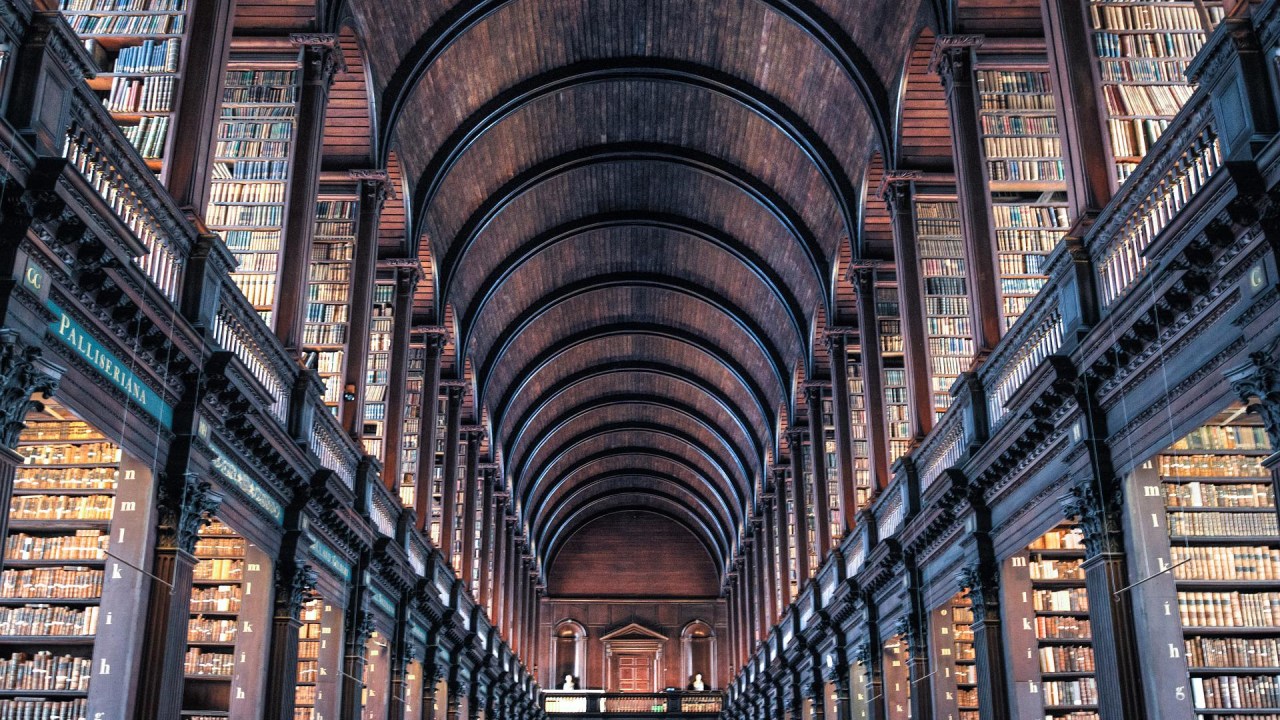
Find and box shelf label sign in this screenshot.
[311,539,352,581]
[371,587,397,617]
[210,446,284,523]
[47,301,174,428]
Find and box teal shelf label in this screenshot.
[210,446,284,524]
[311,539,353,581]
[48,301,173,429]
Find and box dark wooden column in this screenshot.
[414,329,447,530]
[382,264,420,488]
[459,428,482,587]
[135,475,222,720]
[758,522,773,638]
[1041,0,1114,218]
[342,176,391,437]
[340,559,373,720]
[773,467,791,606]
[275,35,339,349]
[164,0,234,210]
[263,542,318,720]
[848,271,890,489]
[1061,472,1147,720]
[788,430,811,584]
[510,539,526,653]
[933,36,1003,356]
[735,568,749,662]
[855,592,885,720]
[805,386,832,561]
[504,517,519,637]
[478,465,497,612]
[439,385,464,568]
[526,572,540,665]
[491,502,509,629]
[525,557,537,660]
[881,176,934,440]
[1061,375,1147,720]
[807,680,825,720]
[824,331,860,527]
[726,580,740,668]
[901,556,934,720]
[743,537,758,648]
[956,529,1010,720]
[761,495,779,625]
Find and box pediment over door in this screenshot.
[600,623,669,643]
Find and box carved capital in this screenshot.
[292,36,342,86]
[928,35,983,82]
[879,172,920,215]
[1060,476,1125,557]
[353,172,392,212]
[1227,337,1280,451]
[276,561,319,618]
[0,330,59,448]
[955,560,999,620]
[850,641,873,666]
[156,473,224,554]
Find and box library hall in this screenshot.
[0,0,1278,718]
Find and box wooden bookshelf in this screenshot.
[932,592,979,720]
[874,270,910,464]
[796,432,819,579]
[362,280,395,460]
[3,413,130,720]
[1025,525,1099,720]
[207,61,301,327]
[1087,0,1225,186]
[295,595,344,720]
[304,192,358,416]
[845,359,873,513]
[974,65,1070,330]
[399,341,426,508]
[914,198,972,419]
[784,469,799,597]
[883,633,911,720]
[468,468,484,596]
[817,389,844,543]
[1160,421,1280,716]
[182,519,271,719]
[429,391,448,547]
[450,435,469,571]
[59,0,189,175]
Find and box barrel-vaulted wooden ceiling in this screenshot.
[323,0,942,584]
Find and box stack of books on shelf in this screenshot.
[60,0,188,171]
[915,199,972,417]
[207,65,300,325]
[362,282,395,459]
[1088,0,1225,184]
[304,196,358,413]
[2,418,123,718]
[846,360,873,511]
[1160,420,1280,718]
[1027,525,1099,720]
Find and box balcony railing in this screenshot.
[1090,101,1223,308]
[544,692,724,715]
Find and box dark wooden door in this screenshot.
[616,654,653,692]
